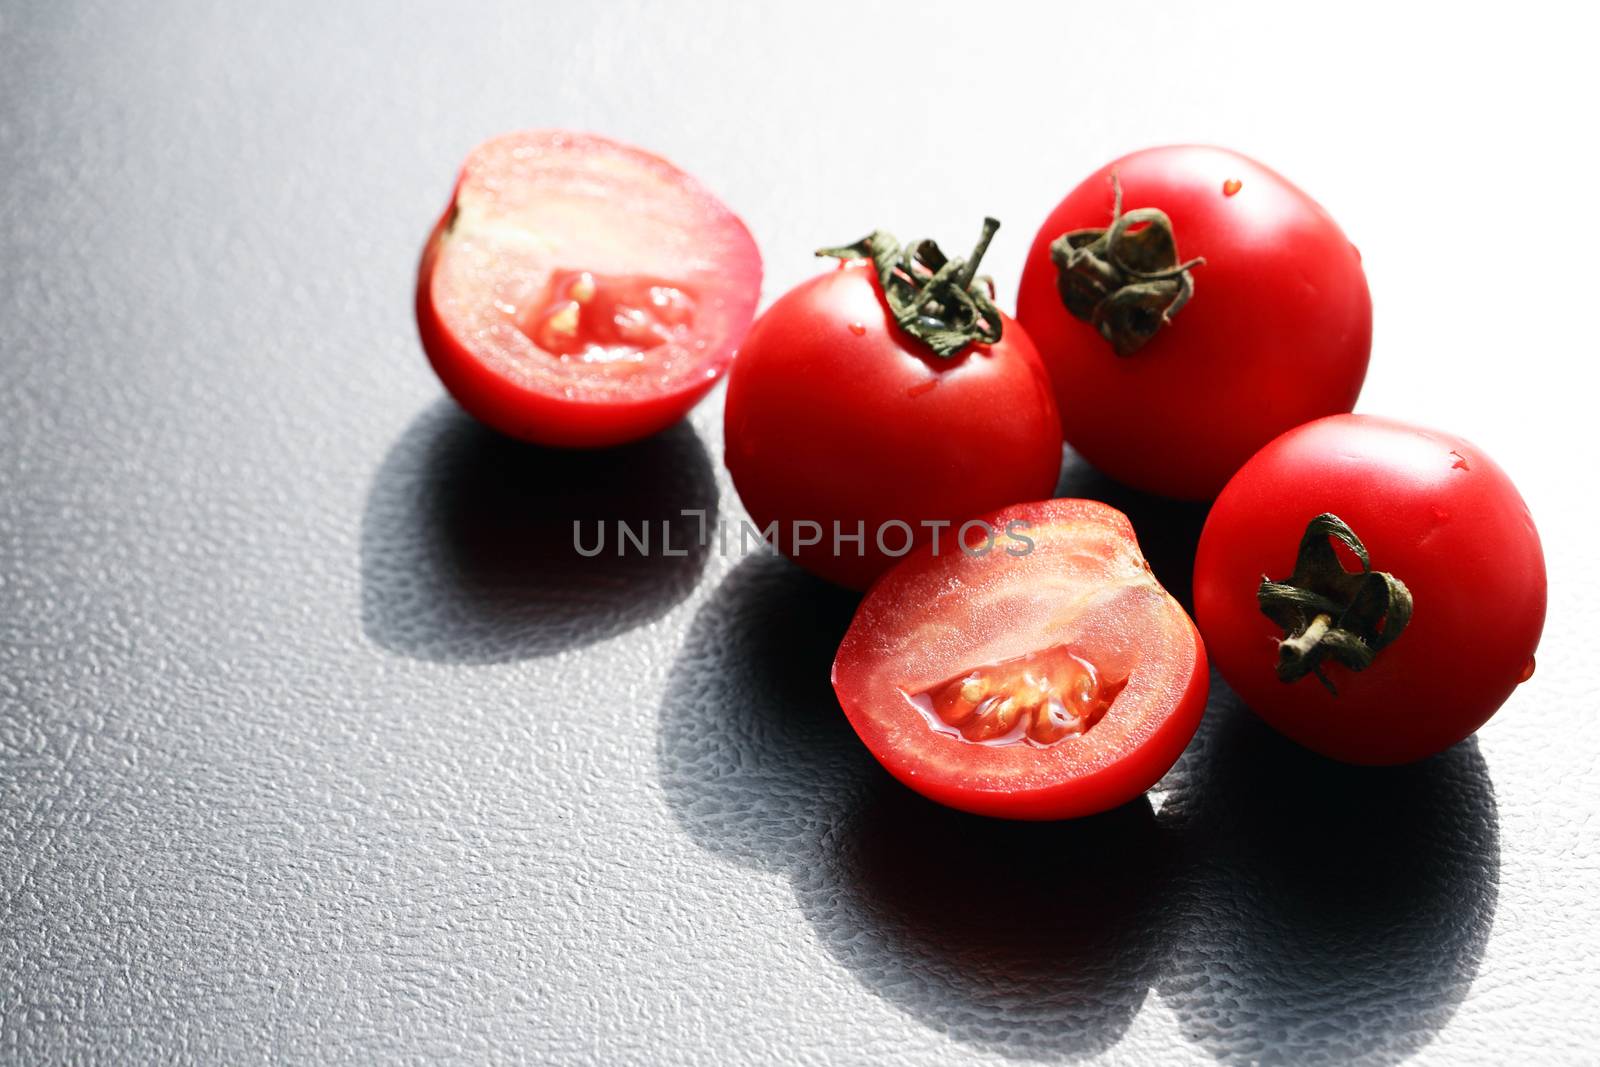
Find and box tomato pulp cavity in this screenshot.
[1017,145,1372,499]
[725,221,1063,590]
[1194,415,1546,764]
[417,130,762,447]
[833,499,1208,819]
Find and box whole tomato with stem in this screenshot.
[1017,145,1372,500]
[724,219,1063,590]
[1193,414,1546,764]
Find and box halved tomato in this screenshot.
[832,499,1208,820]
[417,130,762,447]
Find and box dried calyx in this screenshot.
[1050,174,1204,356]
[1257,513,1413,695]
[818,218,1003,359]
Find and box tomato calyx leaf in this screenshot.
[1257,513,1413,695]
[1049,172,1204,357]
[817,218,1003,359]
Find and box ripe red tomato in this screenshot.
[417,130,761,447]
[1194,414,1546,764]
[724,221,1063,590]
[833,498,1208,819]
[1017,145,1372,500]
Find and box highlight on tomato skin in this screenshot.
[832,498,1209,821]
[1193,414,1547,765]
[724,219,1063,591]
[1016,144,1372,501]
[415,129,762,448]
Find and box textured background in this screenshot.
[3,2,1598,1064]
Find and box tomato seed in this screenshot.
[907,644,1122,747]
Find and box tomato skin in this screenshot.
[1017,145,1372,500]
[1194,414,1547,764]
[724,263,1063,590]
[417,131,761,448]
[833,499,1209,820]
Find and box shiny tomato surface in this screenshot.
[725,262,1063,590]
[1017,145,1371,499]
[1194,415,1546,764]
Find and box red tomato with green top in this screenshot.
[417,130,761,447]
[1017,145,1372,500]
[1194,414,1546,764]
[724,220,1063,590]
[833,498,1208,820]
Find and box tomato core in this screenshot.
[907,644,1128,748]
[514,269,698,365]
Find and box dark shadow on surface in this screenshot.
[1055,444,1210,612]
[809,783,1176,1061]
[658,464,1498,1065]
[656,553,869,871]
[656,553,1175,1061]
[360,400,717,663]
[1153,681,1501,1066]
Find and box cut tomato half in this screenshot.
[416,130,762,447]
[832,499,1208,820]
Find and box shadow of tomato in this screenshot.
[656,553,1173,1060]
[361,400,716,662]
[655,488,1499,1065]
[1154,683,1501,1065]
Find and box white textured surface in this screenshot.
[2,1,1597,1063]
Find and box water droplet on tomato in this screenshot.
[1222,178,1242,197]
[906,378,938,399]
[1519,656,1536,683]
[848,322,866,336]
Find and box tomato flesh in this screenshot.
[910,643,1124,746]
[833,499,1208,820]
[516,270,698,362]
[417,130,761,447]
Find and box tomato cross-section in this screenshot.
[832,499,1209,820]
[417,130,762,447]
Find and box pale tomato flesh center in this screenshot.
[906,643,1128,747]
[515,269,699,365]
